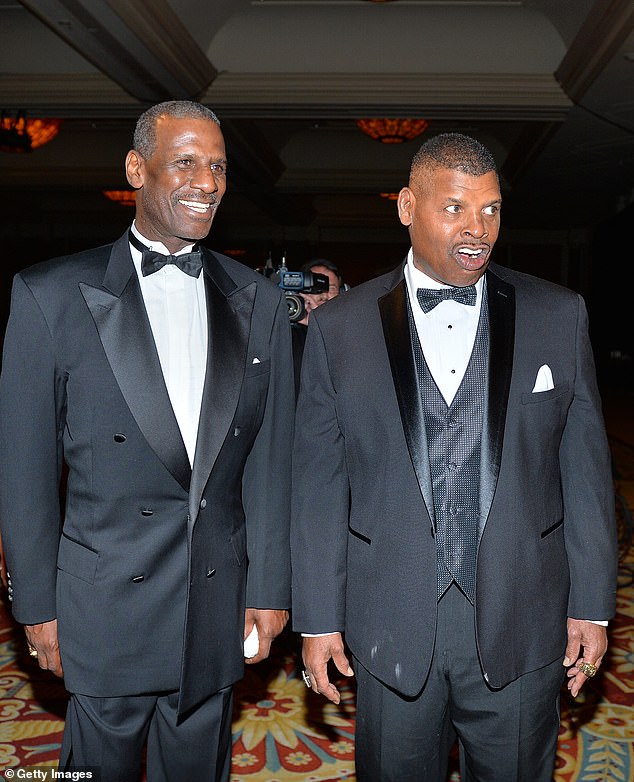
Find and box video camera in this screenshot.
[258,254,329,322]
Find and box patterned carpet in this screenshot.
[1,396,632,781]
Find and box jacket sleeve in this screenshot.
[0,273,66,624]
[291,314,349,633]
[560,295,617,620]
[242,293,294,609]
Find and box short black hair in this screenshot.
[133,101,220,159]
[410,133,498,189]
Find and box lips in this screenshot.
[455,244,490,268]
[178,195,218,214]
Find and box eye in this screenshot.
[211,162,227,176]
[483,204,500,216]
[445,204,461,214]
[176,158,193,167]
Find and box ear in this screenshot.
[397,187,415,227]
[125,150,144,189]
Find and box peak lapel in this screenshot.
[379,275,435,525]
[188,254,256,526]
[478,268,515,539]
[79,233,191,492]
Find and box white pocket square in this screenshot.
[252,357,261,364]
[532,364,554,393]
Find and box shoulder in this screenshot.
[314,264,404,321]
[205,250,283,304]
[15,243,114,295]
[488,263,580,305]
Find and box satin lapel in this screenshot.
[379,276,435,525]
[79,234,191,492]
[478,269,515,539]
[188,253,255,527]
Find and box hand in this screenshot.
[24,619,63,678]
[302,633,353,705]
[564,618,608,697]
[243,608,288,665]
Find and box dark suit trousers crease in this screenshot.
[59,688,233,782]
[354,585,564,782]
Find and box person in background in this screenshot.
[291,258,345,393]
[291,133,617,782]
[297,258,343,325]
[0,100,294,782]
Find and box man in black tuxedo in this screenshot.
[0,101,294,781]
[291,133,617,781]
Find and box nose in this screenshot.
[463,209,488,239]
[190,167,221,194]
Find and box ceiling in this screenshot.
[0,0,633,280]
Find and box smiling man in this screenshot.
[291,133,617,781]
[0,101,294,781]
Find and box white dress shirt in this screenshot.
[404,249,484,405]
[129,222,207,466]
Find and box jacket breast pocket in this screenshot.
[57,534,99,584]
[244,358,271,379]
[521,381,571,405]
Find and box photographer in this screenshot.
[291,260,344,393]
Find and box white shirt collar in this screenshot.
[404,248,485,299]
[130,220,195,256]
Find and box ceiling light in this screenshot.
[0,111,61,153]
[357,118,429,144]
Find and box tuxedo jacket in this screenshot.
[291,262,617,696]
[0,231,294,715]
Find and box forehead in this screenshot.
[153,115,225,153]
[418,167,500,201]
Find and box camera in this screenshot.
[258,254,329,322]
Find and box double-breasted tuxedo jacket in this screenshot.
[292,262,617,696]
[0,231,294,716]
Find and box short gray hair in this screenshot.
[133,100,220,158]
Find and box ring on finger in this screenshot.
[578,661,597,678]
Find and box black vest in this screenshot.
[409,292,489,602]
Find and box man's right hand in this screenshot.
[24,620,63,678]
[302,633,353,705]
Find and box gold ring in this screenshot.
[28,647,38,658]
[578,661,597,678]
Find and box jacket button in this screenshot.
[200,499,207,509]
[233,427,241,437]
[141,509,153,517]
[114,433,126,443]
[131,575,144,583]
[206,568,216,578]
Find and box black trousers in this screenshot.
[59,687,233,782]
[354,584,564,782]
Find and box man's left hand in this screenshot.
[564,618,608,697]
[243,608,289,665]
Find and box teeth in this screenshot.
[458,247,482,256]
[179,199,211,213]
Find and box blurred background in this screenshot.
[0,0,633,386]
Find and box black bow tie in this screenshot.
[416,285,477,313]
[128,231,203,278]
